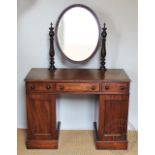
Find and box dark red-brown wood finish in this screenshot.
[25,68,130,149]
[49,23,56,71]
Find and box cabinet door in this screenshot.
[98,95,129,141]
[26,94,56,140]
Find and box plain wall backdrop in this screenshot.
[17,0,138,130]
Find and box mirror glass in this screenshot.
[56,5,100,62]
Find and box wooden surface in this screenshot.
[56,83,100,92]
[25,68,130,82]
[96,95,129,149]
[25,68,130,149]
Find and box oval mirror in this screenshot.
[55,4,100,63]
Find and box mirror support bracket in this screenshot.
[49,23,56,71]
[100,23,107,71]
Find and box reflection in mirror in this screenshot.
[56,6,100,62]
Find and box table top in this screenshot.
[25,68,130,82]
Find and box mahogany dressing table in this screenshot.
[25,68,130,149]
[25,4,130,150]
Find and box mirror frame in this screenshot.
[55,4,101,63]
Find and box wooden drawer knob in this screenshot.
[59,85,64,90]
[105,85,109,90]
[91,86,96,90]
[46,85,51,89]
[120,86,125,90]
[30,85,35,90]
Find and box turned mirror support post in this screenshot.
[49,23,56,71]
[100,23,107,71]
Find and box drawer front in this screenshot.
[56,83,100,92]
[27,83,54,92]
[102,83,129,92]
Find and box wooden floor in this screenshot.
[17,129,138,155]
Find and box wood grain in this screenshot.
[25,68,130,149]
[56,83,99,92]
[25,68,130,82]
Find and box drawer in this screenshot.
[56,83,100,92]
[102,83,129,92]
[27,83,54,92]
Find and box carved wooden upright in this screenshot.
[100,23,107,71]
[49,23,56,71]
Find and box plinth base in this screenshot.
[26,122,61,149]
[93,122,128,150]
